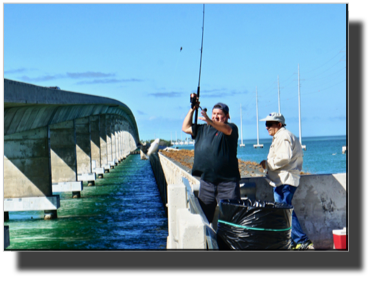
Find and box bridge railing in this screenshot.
[183,177,219,249]
[166,177,218,249]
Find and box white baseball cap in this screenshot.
[260,112,286,125]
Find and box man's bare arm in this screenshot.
[182,108,195,135]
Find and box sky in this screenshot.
[3,3,347,142]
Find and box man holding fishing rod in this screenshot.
[182,95,241,224]
[181,4,240,224]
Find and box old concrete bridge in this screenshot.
[4,79,140,220]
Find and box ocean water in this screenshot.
[5,155,168,250]
[176,135,347,175]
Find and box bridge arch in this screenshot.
[4,79,141,219]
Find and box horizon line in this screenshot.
[140,134,347,141]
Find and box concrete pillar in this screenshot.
[119,120,124,161]
[117,119,121,162]
[4,126,60,219]
[50,120,83,198]
[119,121,123,159]
[76,117,96,186]
[125,125,129,157]
[125,121,129,157]
[4,226,10,249]
[90,115,105,178]
[129,124,137,151]
[99,115,110,173]
[124,121,130,156]
[114,117,119,162]
[106,115,115,169]
[124,122,128,158]
[121,121,126,158]
[44,210,58,219]
[126,123,132,155]
[111,116,117,166]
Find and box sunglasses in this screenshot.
[265,121,278,127]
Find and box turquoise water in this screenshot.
[177,135,347,174]
[5,155,168,250]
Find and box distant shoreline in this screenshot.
[147,134,347,144]
[236,134,346,141]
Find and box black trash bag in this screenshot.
[216,199,293,250]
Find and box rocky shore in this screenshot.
[159,149,266,177]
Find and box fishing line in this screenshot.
[155,47,183,141]
[169,46,183,88]
[192,4,206,137]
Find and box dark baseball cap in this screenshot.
[213,102,229,115]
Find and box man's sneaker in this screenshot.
[294,240,314,250]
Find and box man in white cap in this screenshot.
[259,112,314,250]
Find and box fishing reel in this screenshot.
[190,93,207,112]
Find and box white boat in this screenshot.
[253,87,263,148]
[239,104,245,147]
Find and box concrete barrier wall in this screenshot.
[149,153,168,212]
[240,174,346,249]
[153,152,347,249]
[158,153,200,187]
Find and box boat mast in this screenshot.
[278,75,281,113]
[256,87,259,145]
[240,104,245,147]
[298,64,306,150]
[254,87,263,148]
[298,64,302,145]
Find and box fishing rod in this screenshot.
[190,4,206,137]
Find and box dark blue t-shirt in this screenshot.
[191,123,240,184]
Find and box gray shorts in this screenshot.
[198,179,241,223]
